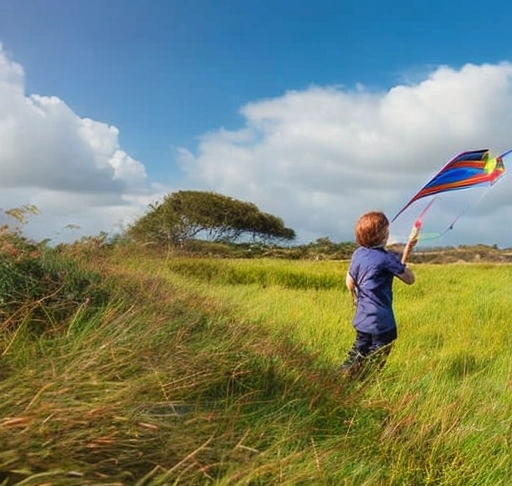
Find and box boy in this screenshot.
[341,211,417,377]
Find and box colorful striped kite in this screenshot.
[392,148,508,223]
[392,148,510,260]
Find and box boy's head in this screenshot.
[355,211,389,248]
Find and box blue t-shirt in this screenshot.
[348,246,406,334]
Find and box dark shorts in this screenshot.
[354,328,397,357]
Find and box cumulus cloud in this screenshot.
[179,63,512,247]
[3,40,512,248]
[0,45,159,242]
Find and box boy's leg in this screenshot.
[366,328,398,372]
[340,331,372,375]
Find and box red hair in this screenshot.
[354,211,389,247]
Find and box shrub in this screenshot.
[0,231,110,335]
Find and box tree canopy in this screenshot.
[127,191,296,245]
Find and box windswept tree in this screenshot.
[127,190,296,245]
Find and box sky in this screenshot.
[1,0,512,247]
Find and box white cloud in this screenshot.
[3,40,512,248]
[0,45,161,242]
[179,62,512,248]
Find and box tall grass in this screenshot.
[3,243,512,484]
[114,252,512,484]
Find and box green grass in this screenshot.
[2,246,512,484]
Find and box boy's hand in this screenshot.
[401,227,419,264]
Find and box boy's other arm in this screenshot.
[346,272,358,305]
[346,272,355,292]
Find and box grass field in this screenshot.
[2,245,512,485]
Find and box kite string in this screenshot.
[438,181,497,237]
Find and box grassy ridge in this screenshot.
[2,245,512,484]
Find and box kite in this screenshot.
[392,148,510,262]
[393,149,508,222]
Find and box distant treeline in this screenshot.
[135,237,512,263]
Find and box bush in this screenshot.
[0,232,110,335]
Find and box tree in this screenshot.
[127,191,296,245]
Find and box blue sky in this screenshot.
[1,0,512,246]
